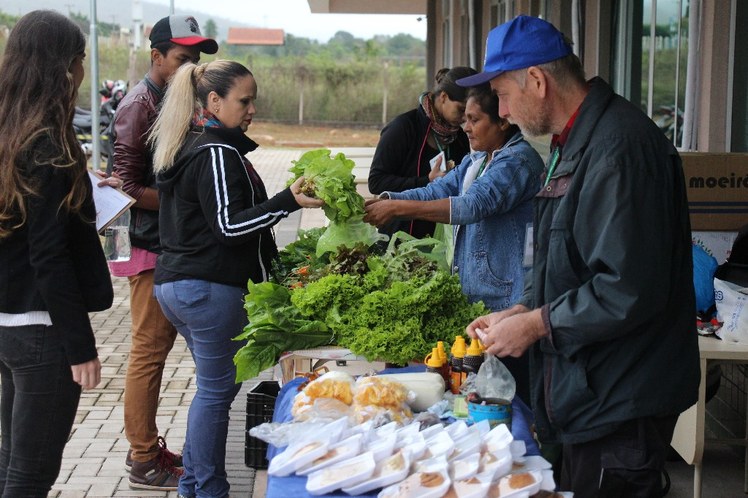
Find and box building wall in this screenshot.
[427,0,738,152]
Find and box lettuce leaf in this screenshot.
[233,281,333,382]
[288,148,364,223]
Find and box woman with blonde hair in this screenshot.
[149,59,322,497]
[0,10,113,496]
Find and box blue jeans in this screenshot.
[0,324,82,497]
[154,280,246,498]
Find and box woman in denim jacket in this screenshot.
[364,84,543,399]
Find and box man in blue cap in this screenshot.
[463,15,699,496]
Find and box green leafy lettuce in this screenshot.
[233,281,333,382]
[288,148,364,223]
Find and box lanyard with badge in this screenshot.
[544,146,561,187]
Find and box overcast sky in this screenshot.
[151,0,427,41]
[1,0,428,42]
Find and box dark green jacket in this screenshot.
[519,77,700,444]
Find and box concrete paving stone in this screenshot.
[53,488,89,498]
[86,483,120,497]
[85,409,115,421]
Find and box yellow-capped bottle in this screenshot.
[425,347,443,375]
[463,337,485,376]
[436,341,450,389]
[450,336,467,394]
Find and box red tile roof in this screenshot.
[227,27,285,46]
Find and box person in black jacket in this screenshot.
[368,66,476,238]
[148,60,322,498]
[462,16,699,497]
[0,11,114,496]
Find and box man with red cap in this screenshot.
[109,15,217,491]
[462,15,699,497]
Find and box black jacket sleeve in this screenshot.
[25,164,110,365]
[195,145,300,246]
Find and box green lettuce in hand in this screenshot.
[288,148,364,223]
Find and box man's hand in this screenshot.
[466,304,545,357]
[71,358,102,390]
[92,169,123,189]
[363,198,398,227]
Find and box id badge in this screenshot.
[523,223,534,268]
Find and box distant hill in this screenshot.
[0,0,243,41]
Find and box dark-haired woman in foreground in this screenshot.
[0,10,113,496]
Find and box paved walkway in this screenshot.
[47,147,371,497]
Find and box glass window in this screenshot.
[612,0,689,148]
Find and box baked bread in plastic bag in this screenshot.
[292,371,355,420]
[352,376,414,424]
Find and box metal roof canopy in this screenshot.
[307,0,426,15]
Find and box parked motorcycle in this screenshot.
[652,105,683,146]
[74,79,128,172]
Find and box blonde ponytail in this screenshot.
[149,60,253,173]
[149,63,201,173]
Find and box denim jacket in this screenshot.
[389,131,543,310]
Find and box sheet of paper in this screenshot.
[87,170,135,232]
[429,151,446,172]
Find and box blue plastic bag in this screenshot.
[692,243,719,313]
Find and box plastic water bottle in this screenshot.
[103,211,131,262]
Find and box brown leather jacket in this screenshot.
[112,77,163,252]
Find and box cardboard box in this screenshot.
[681,153,748,231]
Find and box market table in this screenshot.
[264,374,540,498]
[670,335,748,498]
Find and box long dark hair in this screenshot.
[0,10,88,238]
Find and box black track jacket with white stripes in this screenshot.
[154,126,300,288]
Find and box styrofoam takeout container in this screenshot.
[268,439,329,477]
[488,469,543,498]
[296,434,363,475]
[367,432,397,461]
[342,449,412,495]
[306,451,376,495]
[378,469,451,498]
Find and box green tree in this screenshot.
[204,19,218,39]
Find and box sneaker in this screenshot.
[125,436,183,472]
[157,436,183,468]
[128,455,183,491]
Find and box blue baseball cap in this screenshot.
[456,15,572,87]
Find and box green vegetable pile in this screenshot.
[232,150,486,382]
[233,231,486,381]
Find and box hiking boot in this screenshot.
[125,436,183,472]
[128,455,183,491]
